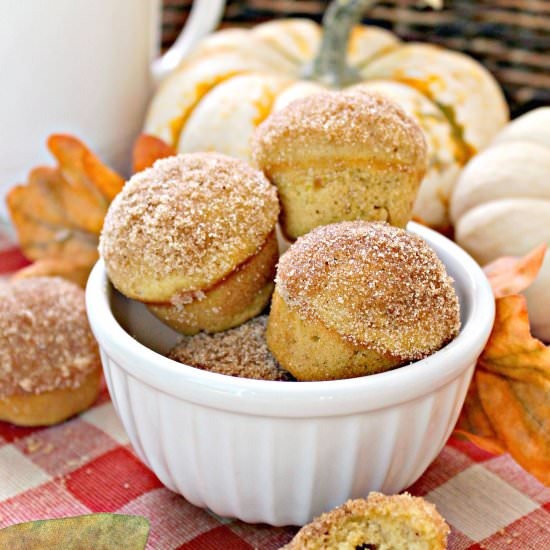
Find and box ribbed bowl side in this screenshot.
[101,350,475,526]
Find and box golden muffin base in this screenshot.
[283,493,449,550]
[267,290,401,381]
[270,160,421,240]
[148,231,278,335]
[0,367,102,427]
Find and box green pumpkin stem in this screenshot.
[304,0,442,87]
[303,0,376,87]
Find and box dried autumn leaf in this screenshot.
[0,513,149,549]
[49,134,124,202]
[7,133,175,287]
[477,368,549,484]
[456,295,550,485]
[479,295,550,389]
[454,379,505,456]
[132,134,176,173]
[8,168,95,264]
[6,135,124,267]
[13,258,92,288]
[484,243,546,298]
[411,215,428,226]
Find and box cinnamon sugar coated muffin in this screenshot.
[267,222,460,381]
[100,152,280,335]
[283,493,450,549]
[252,91,427,240]
[168,316,293,381]
[0,277,101,426]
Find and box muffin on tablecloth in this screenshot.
[0,277,101,426]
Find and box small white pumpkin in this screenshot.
[451,107,550,341]
[145,0,508,229]
[351,80,463,228]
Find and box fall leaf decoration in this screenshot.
[484,244,546,299]
[455,245,550,485]
[133,134,177,173]
[6,135,125,284]
[6,134,177,288]
[0,513,149,549]
[12,257,93,288]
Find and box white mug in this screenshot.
[0,0,225,218]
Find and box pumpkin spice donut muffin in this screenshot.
[0,277,101,426]
[252,91,427,240]
[267,221,460,381]
[283,492,450,550]
[167,315,293,381]
[100,153,279,335]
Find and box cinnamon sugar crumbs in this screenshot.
[25,437,43,454]
[100,152,279,298]
[42,443,54,455]
[0,277,100,398]
[276,222,460,360]
[167,315,293,381]
[252,90,427,170]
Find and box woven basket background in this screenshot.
[162,0,550,117]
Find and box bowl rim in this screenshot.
[86,222,495,417]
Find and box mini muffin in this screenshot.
[0,277,101,426]
[283,493,450,550]
[267,222,460,381]
[252,91,427,240]
[167,315,293,381]
[100,153,280,335]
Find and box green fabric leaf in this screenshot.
[0,513,150,549]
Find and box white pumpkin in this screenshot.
[451,107,550,341]
[145,0,508,229]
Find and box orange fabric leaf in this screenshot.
[48,134,125,201]
[7,169,98,264]
[12,258,93,289]
[484,243,546,298]
[456,379,498,439]
[455,376,505,455]
[477,369,550,485]
[453,430,506,456]
[479,295,550,388]
[6,135,124,268]
[132,134,176,174]
[456,295,550,485]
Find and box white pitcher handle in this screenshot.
[152,0,226,83]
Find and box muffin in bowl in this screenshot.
[252,91,427,240]
[100,152,279,335]
[268,221,460,381]
[87,222,494,525]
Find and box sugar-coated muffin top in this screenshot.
[168,315,293,381]
[252,90,427,171]
[276,221,460,360]
[100,152,279,302]
[0,277,99,398]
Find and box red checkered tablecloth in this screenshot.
[1,233,549,549]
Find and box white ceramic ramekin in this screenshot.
[86,223,495,526]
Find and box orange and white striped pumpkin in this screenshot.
[145,0,508,229]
